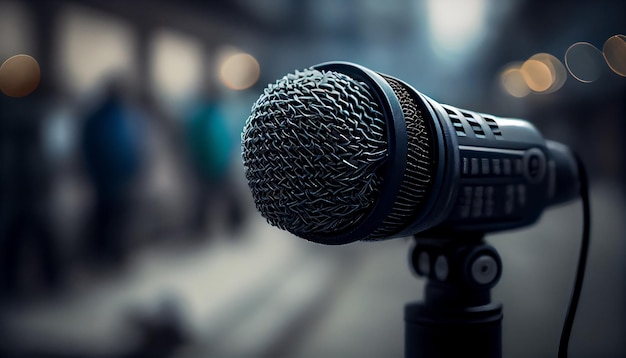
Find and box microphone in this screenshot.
[242,61,579,245]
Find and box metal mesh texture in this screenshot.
[365,76,434,240]
[242,69,388,239]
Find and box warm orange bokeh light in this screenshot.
[0,54,40,97]
[500,63,530,98]
[520,59,553,92]
[603,34,626,77]
[526,53,567,93]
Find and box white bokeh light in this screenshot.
[150,29,204,102]
[426,0,488,60]
[57,6,136,95]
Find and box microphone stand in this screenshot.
[405,234,503,358]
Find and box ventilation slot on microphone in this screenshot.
[462,111,486,139]
[444,107,467,137]
[484,116,503,139]
[450,115,467,137]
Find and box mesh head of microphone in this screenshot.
[242,68,434,242]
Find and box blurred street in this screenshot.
[0,0,624,357]
[0,181,623,358]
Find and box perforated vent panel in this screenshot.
[461,111,486,138]
[484,116,503,139]
[442,105,504,140]
[444,106,467,137]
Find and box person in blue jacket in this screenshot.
[81,85,145,265]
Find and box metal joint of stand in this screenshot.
[405,235,504,358]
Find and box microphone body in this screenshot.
[242,62,579,244]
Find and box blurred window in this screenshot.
[57,5,137,95]
[149,29,204,106]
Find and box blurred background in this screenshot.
[0,0,624,357]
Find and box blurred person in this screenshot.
[0,96,62,297]
[80,83,146,267]
[184,96,246,238]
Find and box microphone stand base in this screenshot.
[404,301,502,358]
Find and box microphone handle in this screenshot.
[401,95,579,237]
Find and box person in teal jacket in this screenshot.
[185,99,244,236]
[186,101,233,184]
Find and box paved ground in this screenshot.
[0,182,623,358]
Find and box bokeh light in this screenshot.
[425,0,488,62]
[500,62,530,98]
[0,54,40,97]
[520,59,552,92]
[602,34,626,77]
[527,53,567,93]
[150,29,204,102]
[58,7,136,95]
[501,53,567,97]
[218,52,260,91]
[565,42,604,83]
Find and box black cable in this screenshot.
[558,155,591,358]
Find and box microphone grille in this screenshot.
[242,69,388,240]
[366,76,433,240]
